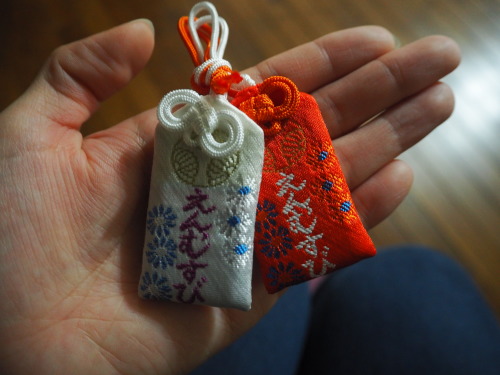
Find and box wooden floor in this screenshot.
[1,0,499,315]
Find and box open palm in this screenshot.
[0,20,459,375]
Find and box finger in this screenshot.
[335,82,453,189]
[351,159,413,229]
[88,27,394,178]
[11,19,155,137]
[315,35,460,138]
[91,26,394,173]
[242,26,395,92]
[82,108,157,183]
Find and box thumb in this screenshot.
[5,19,155,142]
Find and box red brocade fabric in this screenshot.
[232,76,376,293]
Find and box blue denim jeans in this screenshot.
[190,246,500,374]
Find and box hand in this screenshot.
[0,20,459,375]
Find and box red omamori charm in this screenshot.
[233,76,376,293]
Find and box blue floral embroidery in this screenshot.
[146,236,177,269]
[147,204,177,237]
[139,271,172,300]
[259,226,293,258]
[267,262,306,290]
[255,200,279,233]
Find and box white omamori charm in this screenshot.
[138,90,264,310]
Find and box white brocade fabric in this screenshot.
[138,92,264,310]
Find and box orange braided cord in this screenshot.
[191,65,243,95]
[178,16,213,66]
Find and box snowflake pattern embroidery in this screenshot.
[146,236,177,269]
[147,204,177,237]
[227,178,257,209]
[216,210,251,237]
[267,262,306,290]
[139,271,173,300]
[255,200,279,233]
[223,236,252,268]
[259,226,293,258]
[217,180,257,269]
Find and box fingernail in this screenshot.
[131,18,155,34]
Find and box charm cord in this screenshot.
[178,1,255,96]
[157,1,250,158]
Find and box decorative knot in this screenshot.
[232,76,300,136]
[211,67,243,95]
[191,60,243,96]
[157,89,244,158]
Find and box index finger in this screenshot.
[242,26,395,92]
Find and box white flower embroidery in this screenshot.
[218,179,258,268]
[216,210,251,237]
[223,236,253,268]
[226,178,257,209]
